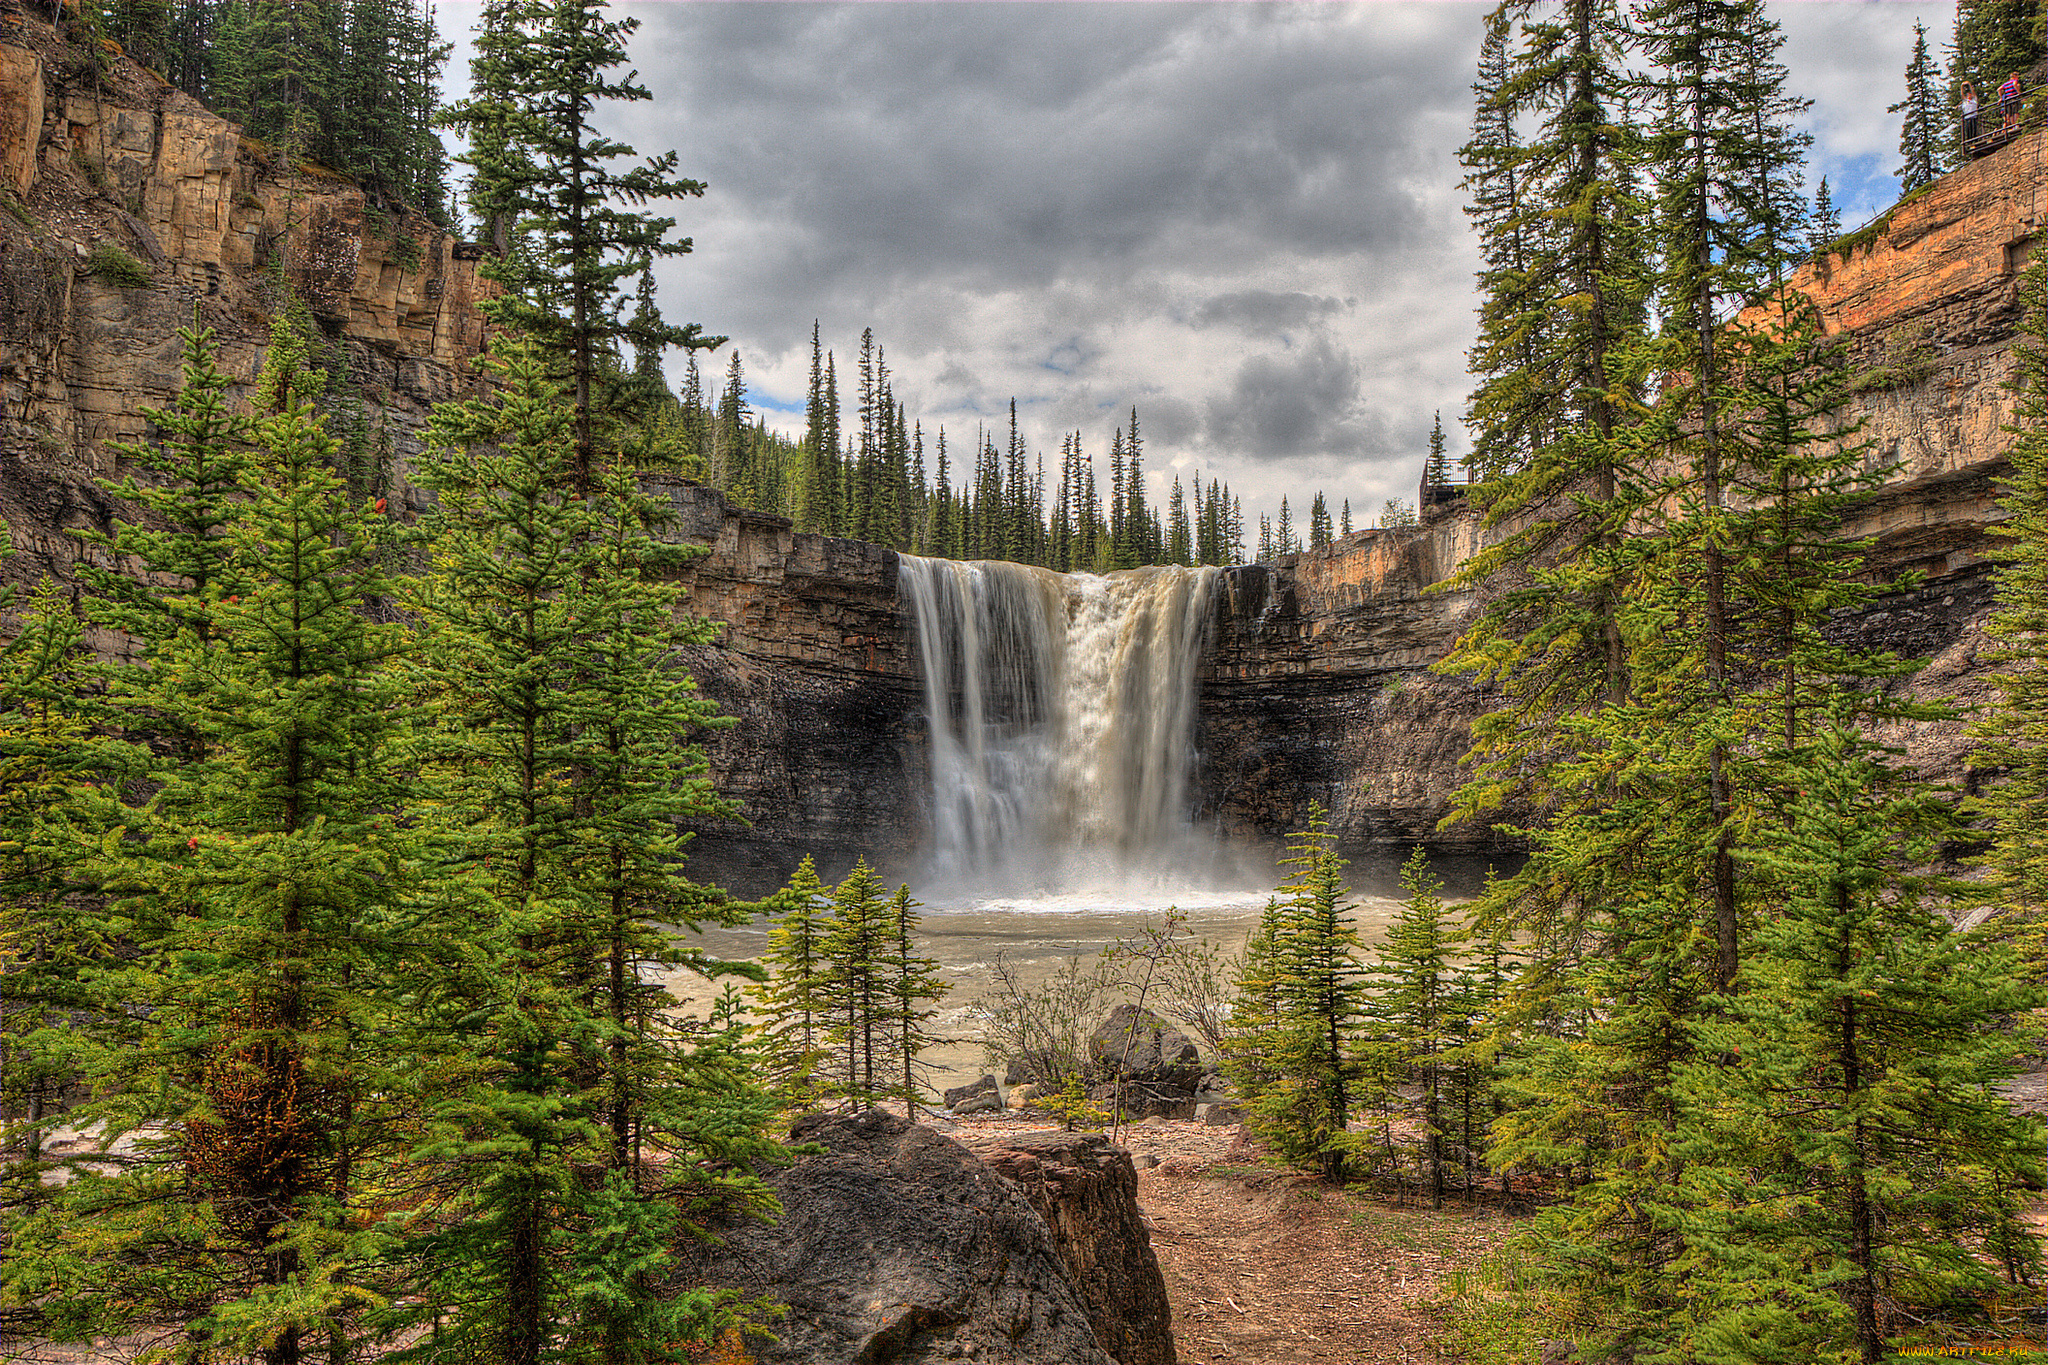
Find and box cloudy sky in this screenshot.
[441,1,1949,530]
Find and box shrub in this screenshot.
[85,244,151,288]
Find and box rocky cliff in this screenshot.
[0,0,489,637]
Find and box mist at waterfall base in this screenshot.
[674,557,1499,1085]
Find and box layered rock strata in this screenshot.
[0,0,489,631]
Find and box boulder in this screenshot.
[672,1110,1112,1365]
[1196,1101,1244,1127]
[1088,1006,1202,1089]
[970,1130,1177,1365]
[1009,1083,1040,1107]
[943,1074,998,1109]
[952,1093,1002,1117]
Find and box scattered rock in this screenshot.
[1196,1102,1244,1127]
[972,1129,1177,1365]
[943,1074,998,1109]
[1088,1006,1202,1089]
[1009,1082,1040,1107]
[952,1093,1003,1117]
[671,1110,1112,1365]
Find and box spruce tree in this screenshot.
[1682,724,2043,1362]
[1811,175,1840,255]
[403,339,773,1365]
[1892,20,1942,192]
[1308,492,1331,550]
[1424,410,1450,488]
[1225,805,1367,1181]
[1373,848,1454,1207]
[442,0,722,495]
[24,367,412,1365]
[1973,249,2048,963]
[885,884,947,1117]
[819,858,895,1107]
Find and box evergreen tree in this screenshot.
[1340,498,1352,536]
[1372,848,1454,1207]
[442,0,722,494]
[403,339,774,1365]
[1275,496,1294,555]
[1973,250,2048,963]
[819,858,895,1108]
[1225,805,1367,1181]
[1682,724,2043,1362]
[884,884,946,1118]
[1424,410,1450,488]
[1308,492,1331,550]
[1892,19,1942,192]
[1810,175,1841,255]
[753,860,834,1107]
[1167,475,1192,565]
[21,363,412,1365]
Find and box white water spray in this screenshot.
[898,555,1221,894]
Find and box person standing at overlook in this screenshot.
[2001,71,2023,131]
[1962,80,1980,141]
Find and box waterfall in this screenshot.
[898,555,1219,892]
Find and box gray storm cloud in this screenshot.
[436,0,1952,523]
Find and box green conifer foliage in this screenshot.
[1681,725,2043,1363]
[443,0,722,494]
[0,576,92,1167]
[403,339,773,1365]
[1974,250,2048,965]
[753,856,834,1108]
[1225,805,1367,1181]
[24,378,411,1365]
[1374,849,1454,1207]
[1810,175,1840,255]
[1892,20,1943,191]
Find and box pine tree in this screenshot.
[1681,724,2043,1362]
[1973,249,2048,963]
[1810,175,1841,255]
[1424,410,1450,488]
[442,0,722,494]
[23,361,413,1365]
[819,858,895,1108]
[1373,849,1454,1207]
[885,884,946,1117]
[1892,20,1942,192]
[1225,806,1368,1181]
[1276,496,1294,556]
[0,576,91,1166]
[403,339,773,1365]
[1308,492,1331,550]
[1167,475,1192,565]
[1340,498,1352,536]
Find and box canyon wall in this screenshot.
[0,0,2033,893]
[0,0,489,642]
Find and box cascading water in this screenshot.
[899,554,1222,893]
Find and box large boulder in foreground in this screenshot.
[677,1109,1113,1365]
[967,1130,1176,1365]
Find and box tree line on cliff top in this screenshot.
[3,0,2048,1361]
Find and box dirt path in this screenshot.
[1144,1171,1498,1365]
[961,1112,1510,1365]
